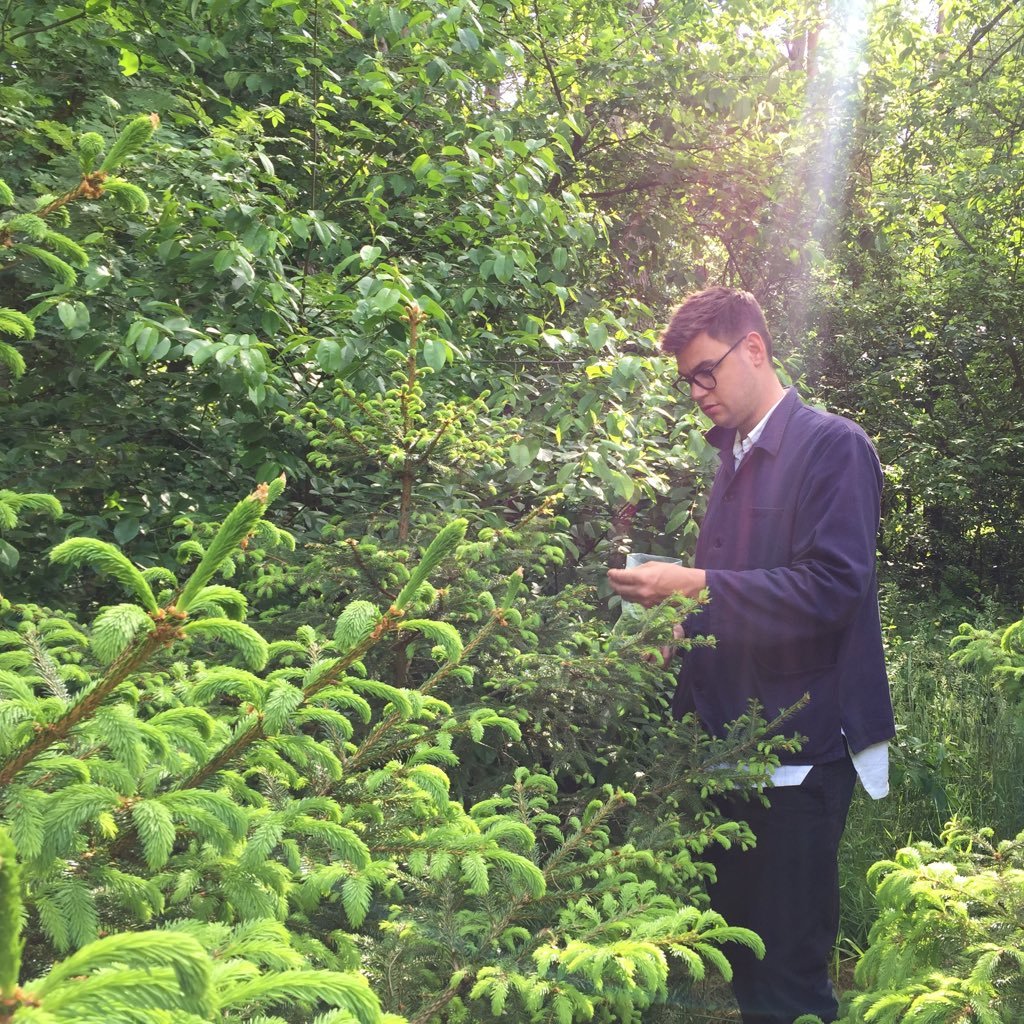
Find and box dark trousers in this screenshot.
[705,756,857,1024]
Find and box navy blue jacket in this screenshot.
[676,388,895,763]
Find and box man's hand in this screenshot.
[606,562,706,608]
[644,622,687,668]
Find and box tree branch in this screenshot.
[941,208,978,254]
[582,174,670,201]
[8,8,89,42]
[530,0,566,114]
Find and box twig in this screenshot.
[530,0,567,113]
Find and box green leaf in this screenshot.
[509,443,532,468]
[586,323,609,350]
[56,301,82,331]
[493,252,514,284]
[611,472,636,502]
[113,517,140,545]
[317,339,344,373]
[0,539,19,570]
[457,26,480,51]
[422,336,447,370]
[371,286,402,312]
[118,49,141,76]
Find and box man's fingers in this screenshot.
[607,568,644,602]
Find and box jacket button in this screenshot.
[713,538,723,549]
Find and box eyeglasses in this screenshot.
[670,333,748,395]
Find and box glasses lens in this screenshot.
[673,370,716,393]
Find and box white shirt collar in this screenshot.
[733,392,787,468]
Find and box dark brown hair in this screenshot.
[660,286,773,359]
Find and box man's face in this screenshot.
[675,330,756,431]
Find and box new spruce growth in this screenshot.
[0,112,157,381]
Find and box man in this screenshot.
[608,287,895,1024]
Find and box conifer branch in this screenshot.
[22,627,70,700]
[174,520,466,791]
[2,482,281,787]
[334,386,396,435]
[409,985,467,1024]
[0,622,176,786]
[416,411,460,465]
[419,607,505,691]
[541,792,630,879]
[344,538,398,601]
[345,601,509,772]
[171,717,266,794]
[177,607,401,791]
[1,168,115,250]
[177,479,280,612]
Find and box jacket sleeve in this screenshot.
[686,426,882,649]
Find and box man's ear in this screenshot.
[745,331,769,367]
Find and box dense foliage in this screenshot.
[3,0,1024,1021]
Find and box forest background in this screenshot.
[3,0,1024,1021]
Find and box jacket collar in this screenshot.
[705,386,800,458]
